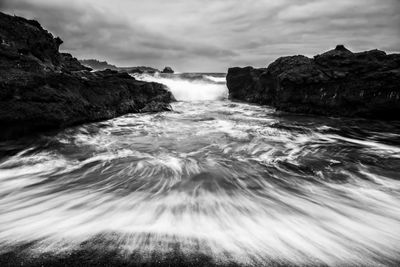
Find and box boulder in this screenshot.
[0,12,174,140]
[226,45,400,120]
[161,66,174,73]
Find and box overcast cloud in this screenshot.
[1,0,399,72]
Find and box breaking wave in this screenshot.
[133,73,228,101]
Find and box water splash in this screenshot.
[133,73,228,101]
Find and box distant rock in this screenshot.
[79,59,118,70]
[119,66,160,74]
[161,66,174,73]
[227,45,400,120]
[0,11,174,140]
[79,61,167,75]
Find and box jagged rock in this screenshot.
[161,66,174,73]
[61,53,92,72]
[0,12,174,140]
[79,59,118,71]
[227,45,400,120]
[0,13,62,68]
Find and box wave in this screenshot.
[133,73,228,101]
[203,75,226,83]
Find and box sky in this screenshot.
[1,0,400,72]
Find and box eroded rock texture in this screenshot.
[227,45,400,120]
[0,12,174,140]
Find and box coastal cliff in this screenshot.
[227,45,400,120]
[0,12,173,140]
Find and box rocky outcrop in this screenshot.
[0,12,174,140]
[118,66,160,74]
[0,13,62,69]
[227,45,400,120]
[79,59,118,71]
[161,66,174,74]
[79,60,172,75]
[61,53,92,72]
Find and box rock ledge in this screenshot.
[0,12,174,140]
[226,45,400,120]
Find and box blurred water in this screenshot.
[133,72,228,101]
[0,74,400,266]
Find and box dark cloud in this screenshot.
[1,0,399,71]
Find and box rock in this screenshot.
[161,66,174,73]
[79,59,118,71]
[140,101,172,113]
[0,12,62,69]
[61,53,92,72]
[119,66,160,74]
[0,11,174,140]
[226,66,271,104]
[226,45,400,120]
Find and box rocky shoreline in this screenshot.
[80,59,175,74]
[0,12,174,140]
[227,45,400,120]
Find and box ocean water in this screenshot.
[0,73,400,266]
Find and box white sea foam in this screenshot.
[133,73,228,101]
[1,172,400,265]
[203,75,226,83]
[1,100,400,265]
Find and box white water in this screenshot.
[133,73,228,101]
[1,74,400,266]
[203,75,227,83]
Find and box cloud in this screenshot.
[1,0,399,71]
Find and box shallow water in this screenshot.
[1,74,400,266]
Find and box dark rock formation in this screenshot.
[79,59,118,71]
[0,13,62,68]
[62,53,92,72]
[227,45,400,120]
[161,66,174,73]
[79,60,171,75]
[140,101,172,113]
[118,66,160,74]
[0,12,174,140]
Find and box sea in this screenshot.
[0,72,400,266]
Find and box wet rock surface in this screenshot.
[226,45,400,120]
[0,12,173,140]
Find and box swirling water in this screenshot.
[1,73,400,266]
